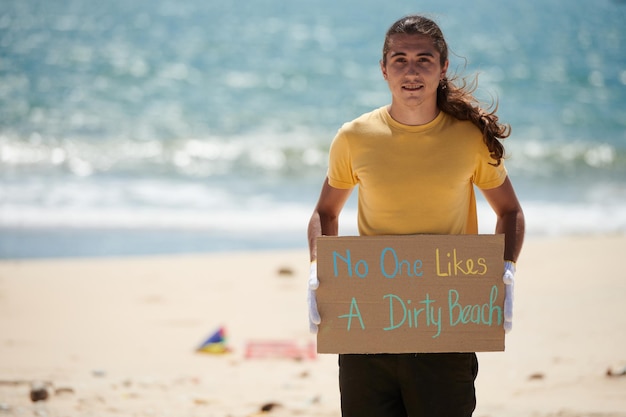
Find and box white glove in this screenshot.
[308,261,321,334]
[503,261,516,333]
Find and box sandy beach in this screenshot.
[1,235,625,417]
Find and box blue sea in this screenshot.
[1,0,625,258]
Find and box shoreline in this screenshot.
[1,235,625,416]
[0,231,623,261]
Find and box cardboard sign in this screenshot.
[316,234,505,354]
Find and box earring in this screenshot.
[439,79,447,90]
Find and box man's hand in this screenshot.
[308,261,321,333]
[503,261,516,333]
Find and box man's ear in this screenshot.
[380,60,388,80]
[441,59,449,79]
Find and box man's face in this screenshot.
[380,34,448,110]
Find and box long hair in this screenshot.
[382,15,510,166]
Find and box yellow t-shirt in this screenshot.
[328,106,507,236]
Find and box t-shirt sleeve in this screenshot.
[327,129,358,189]
[473,145,508,190]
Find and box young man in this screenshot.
[307,15,525,417]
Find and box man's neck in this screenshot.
[387,102,440,126]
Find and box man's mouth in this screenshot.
[402,84,423,91]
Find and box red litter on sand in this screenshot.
[244,340,317,360]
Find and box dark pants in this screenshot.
[339,353,478,417]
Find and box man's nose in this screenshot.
[406,62,419,75]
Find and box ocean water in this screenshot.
[1,0,625,258]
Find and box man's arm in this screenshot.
[307,177,353,262]
[481,176,525,262]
